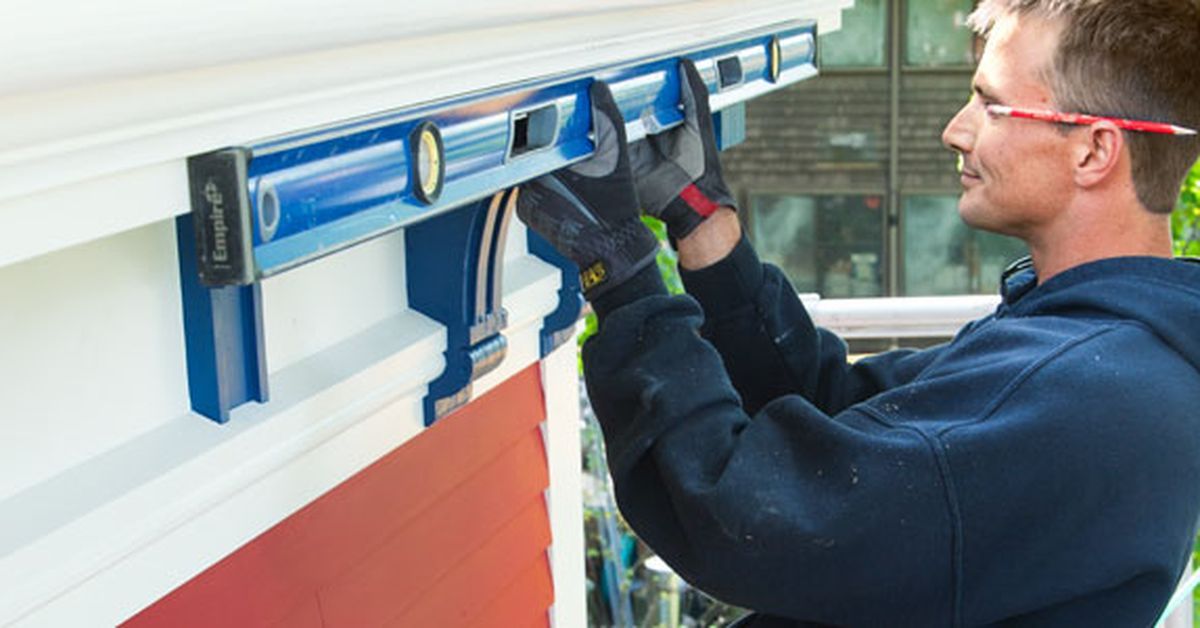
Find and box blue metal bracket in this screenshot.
[406,189,518,425]
[177,20,818,423]
[527,230,585,358]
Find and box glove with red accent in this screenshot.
[629,59,737,241]
[516,81,660,300]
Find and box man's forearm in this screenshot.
[676,207,742,270]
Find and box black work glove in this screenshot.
[516,81,660,300]
[629,59,737,241]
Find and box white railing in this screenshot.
[801,294,1001,339]
[1158,563,1196,628]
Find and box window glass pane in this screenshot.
[903,195,1027,295]
[905,0,975,67]
[819,0,886,69]
[752,194,884,298]
[751,195,819,293]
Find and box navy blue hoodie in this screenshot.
[584,237,1200,626]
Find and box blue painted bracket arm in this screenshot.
[406,189,519,425]
[527,230,585,358]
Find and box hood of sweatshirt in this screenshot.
[999,255,1200,375]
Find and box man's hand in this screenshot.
[516,81,659,300]
[629,59,737,241]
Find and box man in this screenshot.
[518,0,1200,624]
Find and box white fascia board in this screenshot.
[0,0,852,271]
[1,1,681,95]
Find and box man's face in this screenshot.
[941,14,1075,240]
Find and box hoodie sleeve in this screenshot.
[582,293,956,626]
[679,235,944,415]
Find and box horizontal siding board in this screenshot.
[465,552,554,628]
[268,596,324,628]
[120,535,314,627]
[385,499,553,627]
[123,364,548,628]
[318,428,550,624]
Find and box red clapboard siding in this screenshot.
[124,363,552,627]
[320,436,550,624]
[268,596,323,628]
[465,551,555,628]
[384,498,552,626]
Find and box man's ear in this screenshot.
[1073,120,1124,188]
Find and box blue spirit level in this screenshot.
[187,22,815,286]
[179,20,818,424]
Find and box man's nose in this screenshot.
[942,104,974,155]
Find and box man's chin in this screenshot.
[956,199,978,225]
[958,205,1025,240]
[957,202,992,231]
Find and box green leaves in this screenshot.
[641,214,686,295]
[1173,159,1200,257]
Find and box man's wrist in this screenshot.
[678,232,763,318]
[676,207,742,270]
[589,261,668,320]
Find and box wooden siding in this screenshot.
[122,364,552,628]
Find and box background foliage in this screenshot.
[1173,160,1200,257]
[1177,160,1200,624]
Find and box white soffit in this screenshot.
[0,0,850,269]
